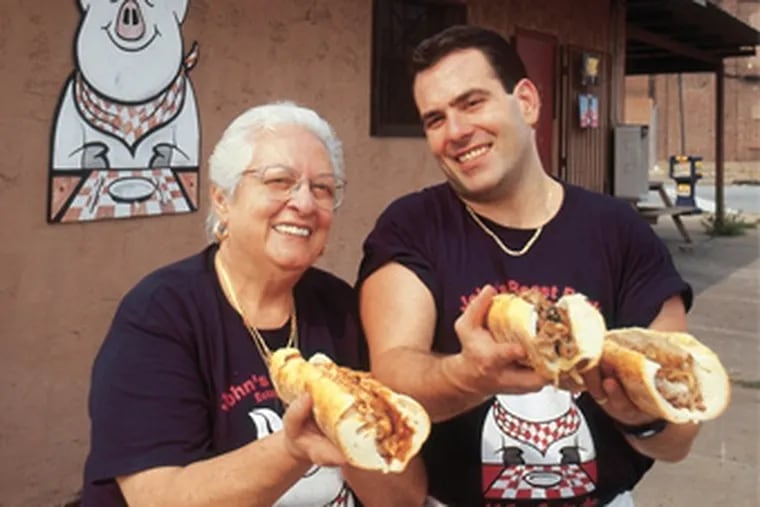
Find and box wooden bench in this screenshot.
[637,205,699,222]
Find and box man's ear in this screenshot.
[512,78,541,127]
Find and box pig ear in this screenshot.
[171,0,190,23]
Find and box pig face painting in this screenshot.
[481,387,599,504]
[48,0,200,223]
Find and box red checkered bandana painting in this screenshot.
[73,45,196,150]
[481,388,599,503]
[48,1,200,223]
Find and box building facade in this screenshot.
[626,0,760,162]
[3,0,756,504]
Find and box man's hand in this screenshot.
[583,362,660,426]
[282,394,347,467]
[445,285,549,398]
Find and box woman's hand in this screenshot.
[282,394,348,467]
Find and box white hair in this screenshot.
[205,100,345,242]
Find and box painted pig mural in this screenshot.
[48,0,200,223]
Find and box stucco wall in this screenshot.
[471,0,612,49]
[0,1,619,505]
[0,1,438,504]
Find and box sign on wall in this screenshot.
[48,0,200,223]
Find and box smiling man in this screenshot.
[357,25,698,507]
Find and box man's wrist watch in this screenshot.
[616,419,669,439]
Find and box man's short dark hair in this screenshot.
[410,25,528,94]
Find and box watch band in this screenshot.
[617,419,668,439]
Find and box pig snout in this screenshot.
[116,0,145,41]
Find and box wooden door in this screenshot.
[515,29,557,176]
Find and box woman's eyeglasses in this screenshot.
[242,165,345,210]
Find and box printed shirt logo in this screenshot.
[484,463,597,503]
[492,399,581,454]
[481,388,598,504]
[459,279,600,313]
[220,373,277,411]
[245,404,354,506]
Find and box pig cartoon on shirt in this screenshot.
[48,0,200,223]
[481,387,599,505]
[249,408,355,507]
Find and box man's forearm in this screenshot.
[627,295,699,461]
[373,347,489,422]
[624,421,700,462]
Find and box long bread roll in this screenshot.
[603,328,730,423]
[269,348,430,473]
[487,290,606,386]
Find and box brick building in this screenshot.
[626,0,760,162]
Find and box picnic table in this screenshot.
[636,181,699,244]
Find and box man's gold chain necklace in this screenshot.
[465,205,543,256]
[464,184,553,257]
[214,254,298,366]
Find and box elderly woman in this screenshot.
[82,101,426,506]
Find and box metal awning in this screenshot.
[626,0,759,74]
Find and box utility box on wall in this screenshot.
[613,124,650,201]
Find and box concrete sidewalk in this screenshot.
[632,215,759,506]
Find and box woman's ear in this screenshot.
[512,78,541,127]
[210,184,230,220]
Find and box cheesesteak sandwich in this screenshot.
[269,348,430,473]
[603,328,730,423]
[487,290,606,386]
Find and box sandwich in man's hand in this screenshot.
[602,328,731,423]
[269,348,431,473]
[487,289,606,387]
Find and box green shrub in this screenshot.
[701,212,758,236]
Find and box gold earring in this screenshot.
[214,221,229,243]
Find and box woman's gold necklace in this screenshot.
[464,186,552,257]
[214,254,297,367]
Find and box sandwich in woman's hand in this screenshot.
[603,328,730,423]
[487,289,606,387]
[269,348,431,473]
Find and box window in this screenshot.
[370,0,467,137]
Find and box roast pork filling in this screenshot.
[519,290,579,362]
[321,364,414,463]
[611,335,706,412]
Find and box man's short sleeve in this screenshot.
[357,192,441,298]
[615,206,693,327]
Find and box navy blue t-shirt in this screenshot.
[357,182,692,507]
[83,245,364,506]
